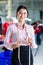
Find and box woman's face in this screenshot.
[17,8,28,23]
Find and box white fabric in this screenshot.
[4,23,38,50]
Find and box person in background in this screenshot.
[2,18,15,36]
[31,21,42,56]
[2,22,10,35]
[4,5,37,65]
[35,21,42,46]
[31,21,42,46]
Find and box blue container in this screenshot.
[0,52,4,57]
[0,51,12,65]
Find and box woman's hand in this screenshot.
[27,37,33,47]
[12,39,22,49]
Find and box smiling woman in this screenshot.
[3,5,38,65]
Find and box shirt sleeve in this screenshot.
[27,25,38,48]
[4,25,13,50]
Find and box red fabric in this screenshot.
[9,39,12,43]
[35,26,42,34]
[35,28,41,34]
[3,22,10,35]
[33,25,42,34]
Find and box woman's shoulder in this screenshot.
[7,23,17,30]
[25,23,33,29]
[9,23,17,27]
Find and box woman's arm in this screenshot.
[28,38,33,46]
[27,26,38,48]
[4,25,13,50]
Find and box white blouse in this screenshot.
[4,23,38,50]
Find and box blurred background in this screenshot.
[0,0,43,24]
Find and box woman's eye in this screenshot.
[19,12,21,14]
[24,13,26,14]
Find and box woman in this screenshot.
[4,5,37,65]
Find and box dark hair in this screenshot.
[16,5,29,17]
[37,21,41,23]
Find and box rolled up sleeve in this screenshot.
[28,25,38,48]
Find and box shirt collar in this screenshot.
[17,22,26,30]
